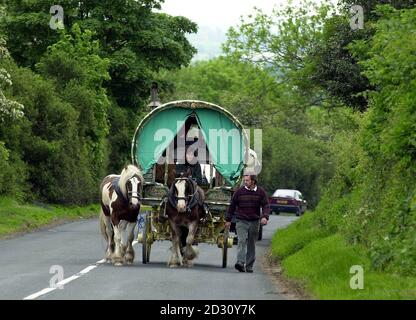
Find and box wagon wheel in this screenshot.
[142,212,152,264]
[222,229,229,268]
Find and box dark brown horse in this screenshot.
[99,165,144,266]
[166,176,205,267]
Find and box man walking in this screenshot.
[225,175,270,273]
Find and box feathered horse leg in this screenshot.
[168,222,183,267]
[183,219,199,267]
[100,210,114,263]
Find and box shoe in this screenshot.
[234,263,245,272]
[246,269,253,273]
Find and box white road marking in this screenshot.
[23,287,56,300]
[23,241,140,300]
[79,265,97,274]
[56,275,80,287]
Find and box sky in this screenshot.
[157,0,290,60]
[157,0,336,61]
[160,0,283,30]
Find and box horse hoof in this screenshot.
[114,262,124,267]
[126,261,133,265]
[183,261,193,268]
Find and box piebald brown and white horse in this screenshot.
[166,175,205,267]
[99,164,144,266]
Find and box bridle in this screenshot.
[173,177,198,212]
[127,174,142,202]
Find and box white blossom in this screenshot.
[0,68,25,121]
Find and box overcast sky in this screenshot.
[158,0,340,60]
[160,0,284,30]
[158,0,289,60]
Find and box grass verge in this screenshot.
[0,196,100,238]
[0,196,151,239]
[271,213,416,299]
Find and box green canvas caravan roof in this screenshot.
[131,100,249,185]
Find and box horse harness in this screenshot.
[168,177,200,213]
[112,175,142,204]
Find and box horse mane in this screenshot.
[119,164,144,198]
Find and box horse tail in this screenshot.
[99,209,108,242]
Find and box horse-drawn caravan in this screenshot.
[131,100,252,268]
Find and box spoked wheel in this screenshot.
[142,212,152,264]
[222,229,229,268]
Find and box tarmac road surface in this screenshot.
[0,214,298,300]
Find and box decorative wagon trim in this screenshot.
[204,201,231,206]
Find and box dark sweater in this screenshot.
[226,186,270,222]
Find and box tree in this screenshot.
[308,0,415,111]
[1,1,198,173]
[37,24,110,176]
[0,61,83,203]
[0,37,23,121]
[0,36,27,199]
[158,56,344,207]
[308,14,371,111]
[312,5,416,276]
[341,0,415,19]
[158,57,283,128]
[1,0,197,109]
[223,0,334,110]
[0,25,113,204]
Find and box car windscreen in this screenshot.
[272,190,296,198]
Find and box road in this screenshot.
[0,215,298,300]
